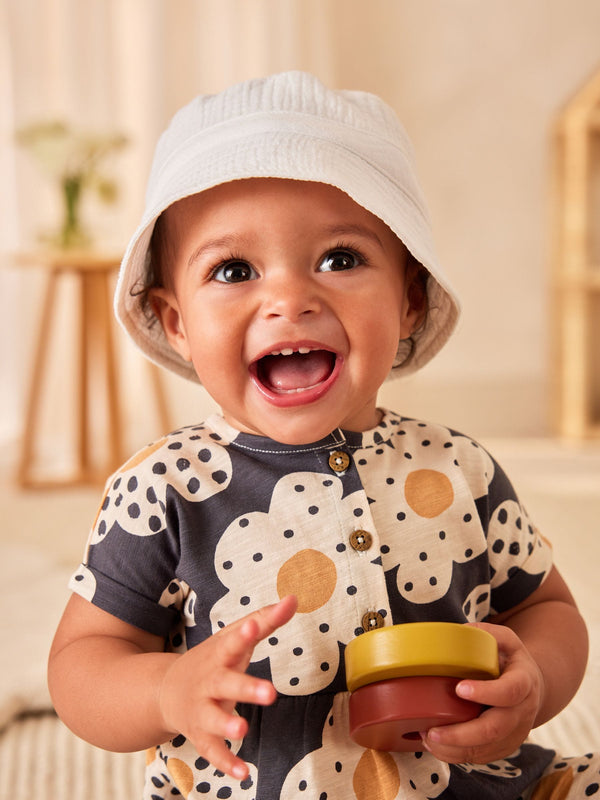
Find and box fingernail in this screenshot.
[255,684,273,703]
[456,681,473,698]
[232,763,248,780]
[427,728,441,743]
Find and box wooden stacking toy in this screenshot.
[344,622,500,751]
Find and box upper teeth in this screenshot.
[270,347,312,356]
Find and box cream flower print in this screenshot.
[157,579,198,653]
[89,426,232,542]
[462,583,492,621]
[210,471,385,694]
[158,579,198,626]
[145,727,256,798]
[488,500,546,589]
[450,433,496,497]
[391,465,487,603]
[280,694,451,799]
[354,422,496,605]
[457,756,522,779]
[68,563,96,601]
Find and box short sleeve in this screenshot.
[477,447,552,613]
[67,425,233,636]
[68,453,181,636]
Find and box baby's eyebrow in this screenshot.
[323,224,384,249]
[187,235,246,268]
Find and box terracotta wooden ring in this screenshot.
[349,675,484,751]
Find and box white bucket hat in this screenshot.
[115,70,460,382]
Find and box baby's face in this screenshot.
[151,178,419,444]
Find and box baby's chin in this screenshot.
[221,403,382,445]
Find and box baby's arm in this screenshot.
[421,565,588,764]
[48,592,297,780]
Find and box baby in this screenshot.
[49,71,597,799]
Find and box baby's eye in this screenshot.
[211,260,258,283]
[318,249,362,272]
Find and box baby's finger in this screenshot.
[455,670,530,709]
[219,595,298,666]
[187,726,251,782]
[242,594,298,643]
[423,702,530,765]
[427,705,509,748]
[204,668,277,708]
[188,698,249,743]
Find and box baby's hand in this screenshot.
[420,622,544,764]
[158,595,297,780]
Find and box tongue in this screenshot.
[259,351,334,392]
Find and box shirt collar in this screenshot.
[205,409,400,454]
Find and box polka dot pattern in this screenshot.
[457,756,523,779]
[144,726,256,799]
[156,579,198,650]
[67,564,96,602]
[461,583,491,622]
[89,425,233,542]
[488,499,541,589]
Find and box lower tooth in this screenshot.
[278,382,321,394]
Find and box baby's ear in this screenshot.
[403,256,429,335]
[148,288,192,362]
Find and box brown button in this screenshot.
[362,611,385,632]
[328,450,350,473]
[350,530,373,552]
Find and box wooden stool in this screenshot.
[15,249,170,488]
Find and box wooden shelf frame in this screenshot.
[553,67,600,438]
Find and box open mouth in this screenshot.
[251,346,339,403]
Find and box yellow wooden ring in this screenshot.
[345,622,499,692]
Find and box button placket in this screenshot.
[322,445,390,641]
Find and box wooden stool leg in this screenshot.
[17,270,59,487]
[77,272,91,480]
[100,271,123,472]
[80,270,124,480]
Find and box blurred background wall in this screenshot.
[2,0,600,473]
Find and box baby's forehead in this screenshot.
[162,178,404,248]
[167,177,354,211]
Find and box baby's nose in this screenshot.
[261,274,321,321]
